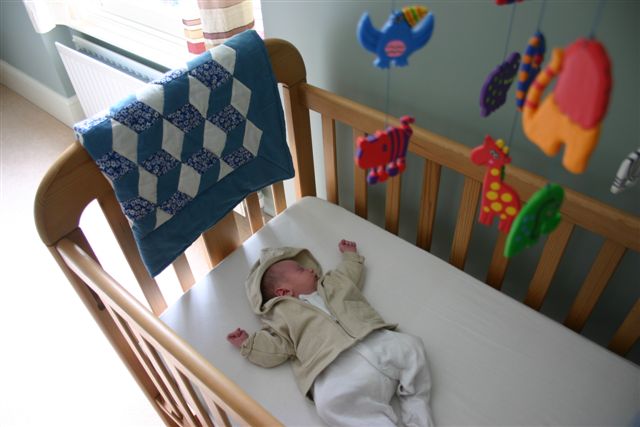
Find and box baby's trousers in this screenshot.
[313,330,433,427]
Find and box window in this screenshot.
[67,0,262,69]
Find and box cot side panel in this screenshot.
[49,230,177,426]
[56,237,285,426]
[299,83,640,253]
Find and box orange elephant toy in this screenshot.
[522,38,612,174]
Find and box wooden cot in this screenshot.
[35,39,639,426]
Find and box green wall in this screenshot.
[0,1,75,97]
[261,1,639,361]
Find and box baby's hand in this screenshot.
[339,239,357,253]
[227,328,249,348]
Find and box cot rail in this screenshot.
[55,235,283,426]
[299,82,640,356]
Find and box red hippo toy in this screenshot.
[355,116,415,184]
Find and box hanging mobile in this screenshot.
[357,6,435,68]
[356,116,415,184]
[355,4,433,185]
[480,2,520,117]
[611,148,640,194]
[515,31,545,110]
[470,136,522,233]
[522,39,612,174]
[480,52,521,117]
[504,184,564,257]
[522,0,612,174]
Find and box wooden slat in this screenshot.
[322,115,339,204]
[281,82,316,199]
[524,221,575,310]
[174,368,215,427]
[449,177,482,269]
[245,192,264,234]
[385,175,402,235]
[56,237,284,426]
[201,212,241,269]
[54,232,178,426]
[608,299,640,356]
[139,336,200,426]
[353,128,368,219]
[271,182,287,215]
[203,395,233,427]
[173,254,195,293]
[300,83,640,253]
[416,160,441,251]
[108,307,183,420]
[564,239,626,332]
[97,191,167,315]
[486,232,509,290]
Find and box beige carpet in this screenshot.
[0,85,162,426]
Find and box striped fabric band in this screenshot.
[183,16,205,54]
[198,0,255,48]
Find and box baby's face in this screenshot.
[274,260,318,297]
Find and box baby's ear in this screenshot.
[275,288,292,297]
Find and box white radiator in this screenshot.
[55,38,163,118]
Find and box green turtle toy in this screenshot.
[504,184,564,257]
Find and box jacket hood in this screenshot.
[246,247,322,314]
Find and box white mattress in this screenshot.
[161,197,639,426]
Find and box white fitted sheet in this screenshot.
[161,197,639,426]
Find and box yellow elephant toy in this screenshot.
[522,38,612,174]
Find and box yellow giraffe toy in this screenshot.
[471,136,522,233]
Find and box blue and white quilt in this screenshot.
[74,30,294,276]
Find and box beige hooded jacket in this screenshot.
[241,247,396,397]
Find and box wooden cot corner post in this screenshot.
[266,39,316,200]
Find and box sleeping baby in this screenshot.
[227,240,434,426]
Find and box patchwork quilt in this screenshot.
[74,30,294,276]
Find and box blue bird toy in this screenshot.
[357,6,435,69]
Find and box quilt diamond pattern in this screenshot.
[74,30,294,276]
[141,150,180,176]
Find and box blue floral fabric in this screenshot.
[74,31,293,276]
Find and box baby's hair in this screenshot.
[260,261,285,302]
